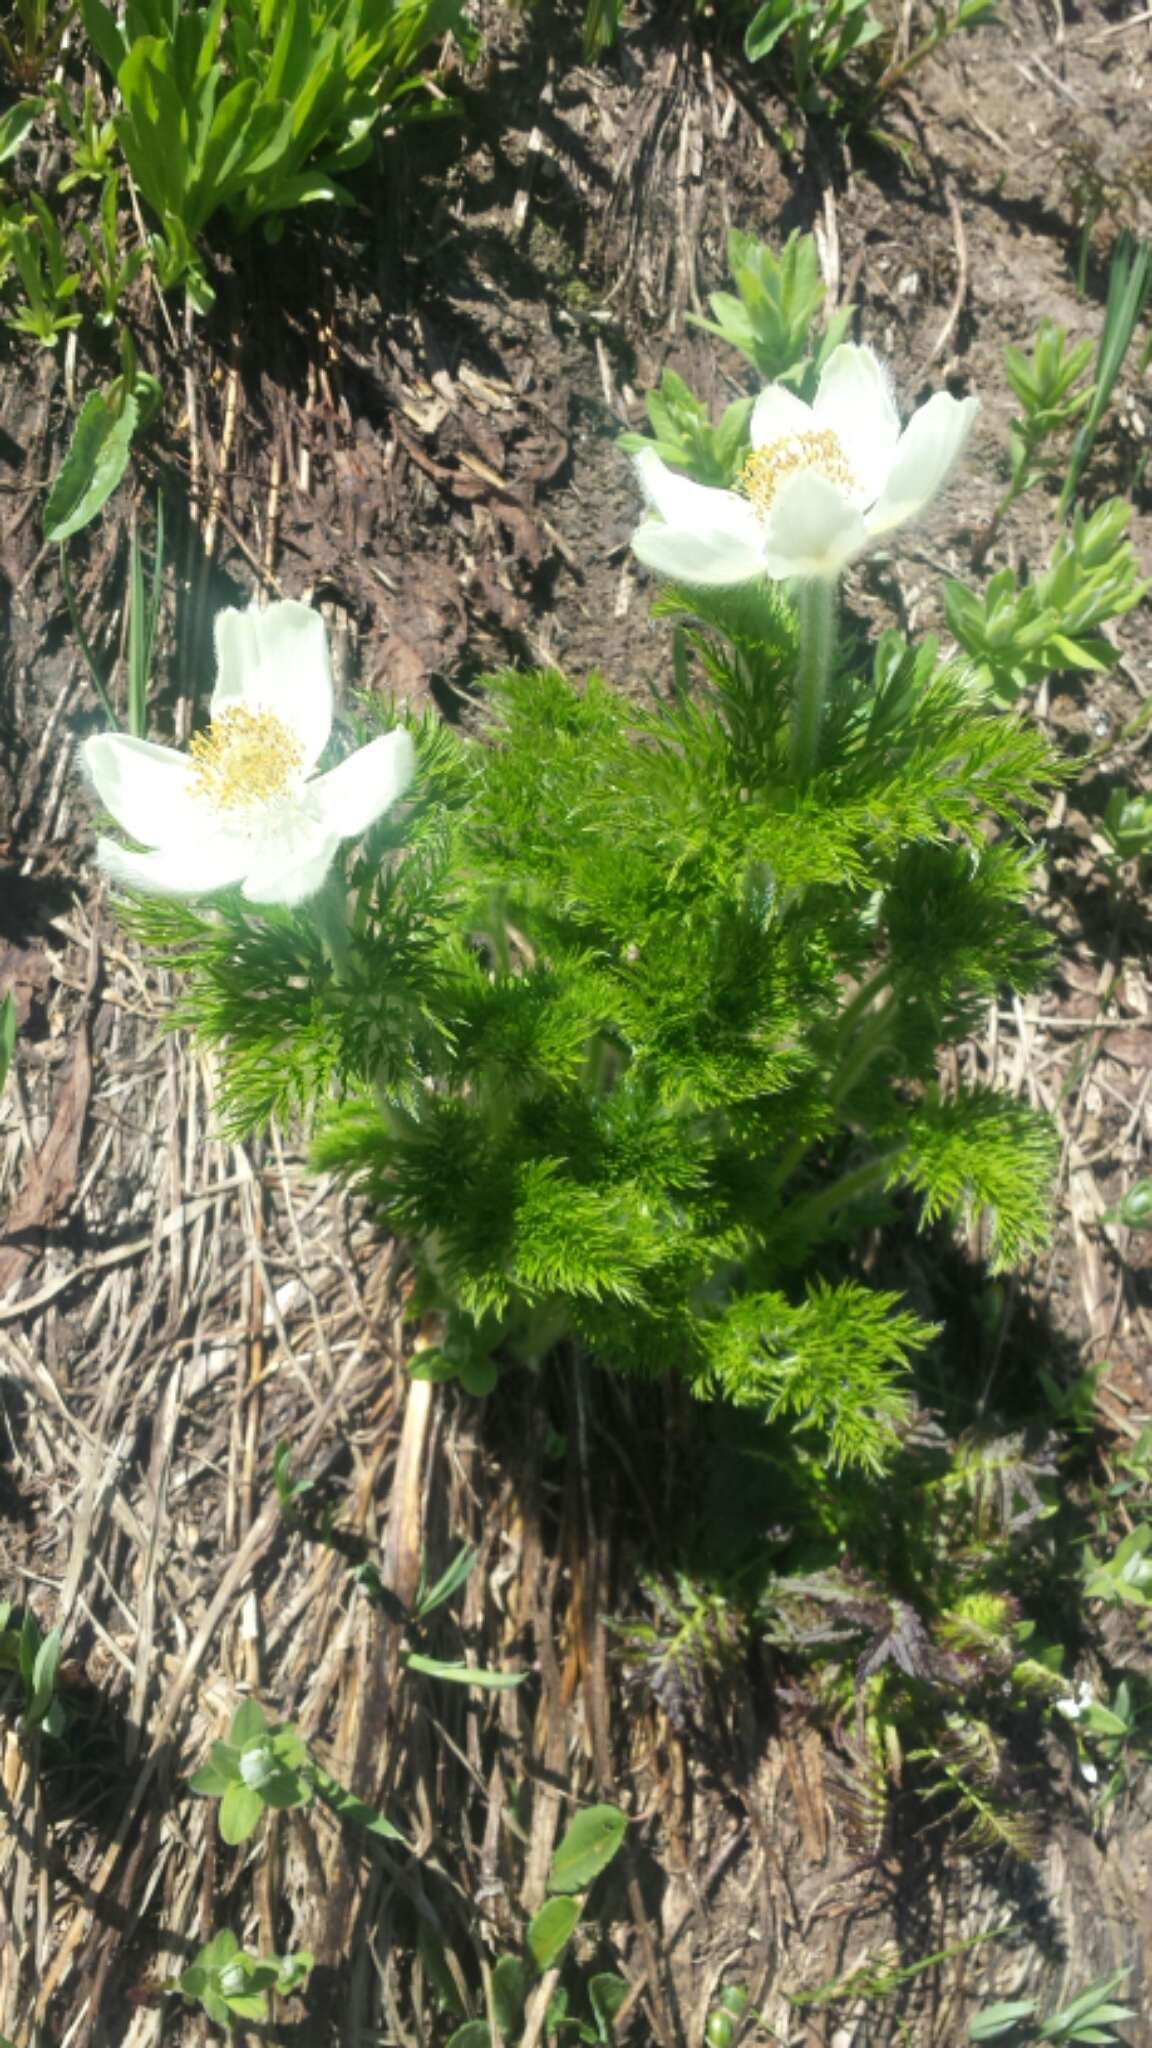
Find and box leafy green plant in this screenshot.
[992,321,1096,536]
[739,0,995,123]
[1081,1525,1152,1608]
[0,0,74,87]
[177,1930,313,2029]
[620,230,851,486]
[438,1804,629,2046]
[689,227,853,392]
[945,500,1146,704]
[79,0,474,304]
[0,1603,66,1738]
[189,1697,406,1845]
[969,1967,1136,2044]
[1099,791,1152,867]
[76,173,147,325]
[130,594,1059,1478]
[4,195,82,343]
[53,82,121,190]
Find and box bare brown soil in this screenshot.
[2,0,1152,2041]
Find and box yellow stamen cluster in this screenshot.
[189,705,304,811]
[739,427,858,519]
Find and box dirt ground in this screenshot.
[2,0,1152,2041]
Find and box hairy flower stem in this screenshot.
[790,578,837,784]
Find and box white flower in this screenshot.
[83,600,415,907]
[631,343,980,587]
[1055,1681,1094,1722]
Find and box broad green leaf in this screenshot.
[589,1973,629,2041]
[199,1929,239,1968]
[229,1698,268,1746]
[223,1990,268,2020]
[547,1805,628,1893]
[219,1779,265,1844]
[491,1955,528,2036]
[189,1762,232,1797]
[445,2025,492,2048]
[43,392,140,543]
[526,1895,580,1970]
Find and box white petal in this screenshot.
[241,832,340,906]
[212,599,333,771]
[83,733,199,847]
[632,517,766,587]
[312,729,416,839]
[757,470,869,580]
[750,383,813,451]
[97,833,248,897]
[813,344,901,501]
[633,450,763,547]
[866,392,980,538]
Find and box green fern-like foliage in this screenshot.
[141,613,1060,1470]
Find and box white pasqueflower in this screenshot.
[83,600,415,907]
[631,343,980,587]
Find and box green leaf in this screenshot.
[445,2025,493,2048]
[491,1956,529,2037]
[228,1697,268,1747]
[548,1804,627,1893]
[43,391,140,543]
[589,1973,630,2041]
[526,1895,580,1970]
[219,1779,266,1844]
[969,2004,1038,2040]
[404,1652,525,1690]
[0,100,43,165]
[0,994,15,1097]
[312,1765,409,1845]
[189,1762,232,1797]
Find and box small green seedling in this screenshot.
[688,227,853,393]
[190,1697,406,1846]
[5,196,82,344]
[969,1965,1136,2043]
[0,1603,66,1737]
[946,500,1145,703]
[441,1804,629,2046]
[76,174,147,326]
[1100,792,1152,867]
[177,1930,313,2029]
[1082,1525,1152,1608]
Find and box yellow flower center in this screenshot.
[188,705,304,811]
[739,427,858,518]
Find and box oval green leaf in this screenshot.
[445,2024,493,2048]
[526,1894,580,1971]
[219,1779,265,1845]
[43,391,140,544]
[547,1804,628,1894]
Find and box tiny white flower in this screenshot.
[83,600,415,907]
[1055,1680,1094,1721]
[1080,1758,1099,1786]
[631,343,980,587]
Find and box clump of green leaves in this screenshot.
[177,1931,313,2030]
[4,195,82,344]
[190,1697,406,1845]
[945,500,1145,703]
[738,0,995,126]
[437,1804,629,2047]
[0,0,74,87]
[0,1603,65,1737]
[620,229,849,487]
[969,1967,1136,2044]
[78,0,475,305]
